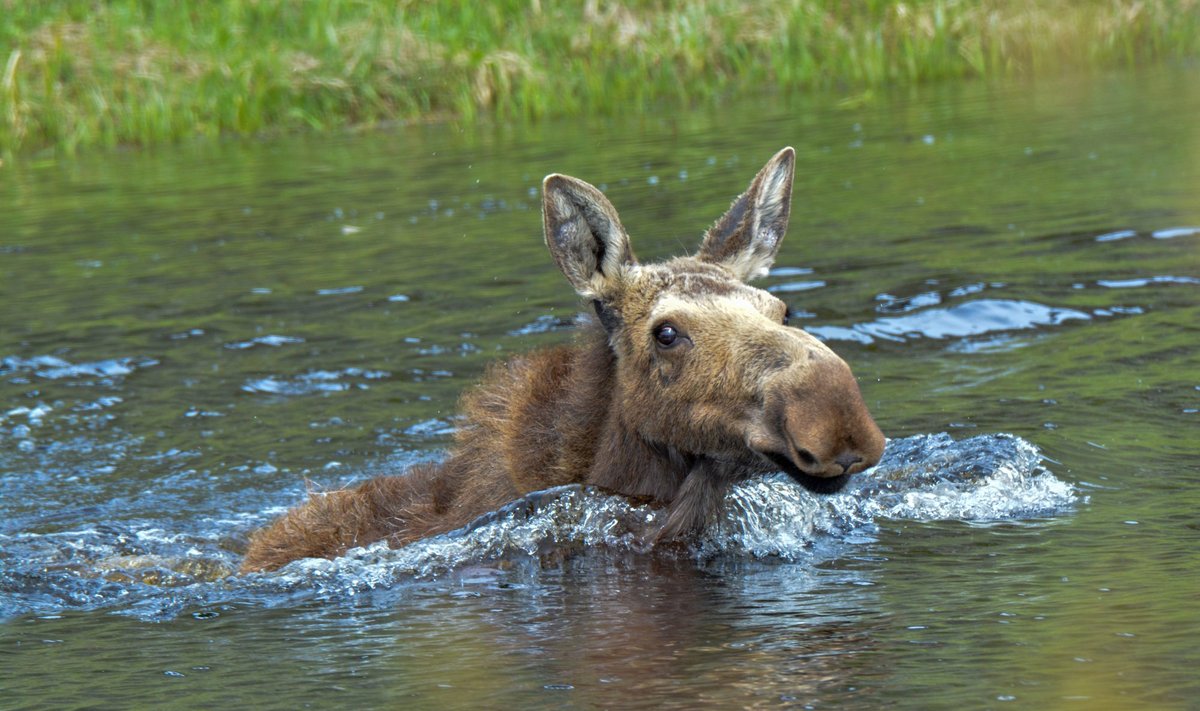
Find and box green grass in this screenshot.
[2,0,1199,156]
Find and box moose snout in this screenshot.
[748,358,886,494]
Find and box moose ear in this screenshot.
[697,147,795,280]
[542,174,636,297]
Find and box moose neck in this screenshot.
[573,318,694,502]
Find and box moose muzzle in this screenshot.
[747,355,886,494]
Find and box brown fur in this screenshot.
[240,148,885,573]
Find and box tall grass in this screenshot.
[1,0,1198,155]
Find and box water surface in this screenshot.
[2,67,1198,709]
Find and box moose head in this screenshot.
[542,148,885,535]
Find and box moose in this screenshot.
[240,147,885,573]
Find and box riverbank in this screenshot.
[2,0,1198,156]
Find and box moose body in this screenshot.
[240,148,885,573]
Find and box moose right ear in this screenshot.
[542,174,636,297]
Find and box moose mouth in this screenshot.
[760,451,852,495]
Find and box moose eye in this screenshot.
[654,323,679,348]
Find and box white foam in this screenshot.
[266,433,1079,594]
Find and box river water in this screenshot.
[2,67,1198,709]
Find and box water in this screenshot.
[2,67,1198,708]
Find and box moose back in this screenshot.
[241,147,885,573]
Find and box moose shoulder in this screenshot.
[240,147,885,573]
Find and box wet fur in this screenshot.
[241,148,885,573]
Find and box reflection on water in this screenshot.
[1,67,1198,708]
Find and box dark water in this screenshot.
[2,67,1198,709]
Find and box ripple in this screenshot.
[224,335,305,350]
[403,418,458,437]
[875,289,942,314]
[1,355,157,382]
[241,368,390,395]
[768,267,815,277]
[768,280,826,294]
[809,299,1090,344]
[509,314,578,336]
[2,403,54,426]
[315,285,364,296]
[1096,276,1200,289]
[1151,226,1200,240]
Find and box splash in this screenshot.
[0,433,1079,619]
[263,432,1078,594]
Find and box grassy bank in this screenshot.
[2,0,1198,155]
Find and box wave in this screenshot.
[0,433,1079,620]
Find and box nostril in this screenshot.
[834,452,863,473]
[795,448,818,469]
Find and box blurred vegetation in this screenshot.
[2,0,1199,155]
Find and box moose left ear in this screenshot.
[697,147,795,280]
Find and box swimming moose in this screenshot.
[241,148,885,572]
